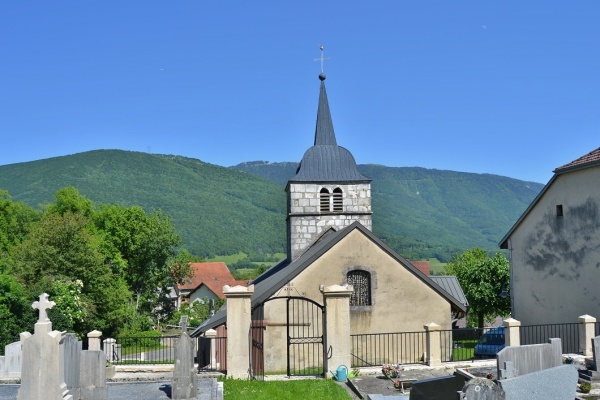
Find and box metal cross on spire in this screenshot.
[314,44,330,74]
[32,293,56,323]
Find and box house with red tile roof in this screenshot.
[177,262,249,305]
[500,147,600,328]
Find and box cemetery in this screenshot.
[3,291,600,399]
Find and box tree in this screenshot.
[445,248,510,329]
[94,204,181,313]
[0,190,39,256]
[0,273,35,350]
[10,206,130,337]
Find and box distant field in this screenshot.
[206,252,249,264]
[207,252,286,265]
[428,258,447,275]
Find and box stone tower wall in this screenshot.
[287,183,372,260]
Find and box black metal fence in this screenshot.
[116,336,178,364]
[519,323,580,354]
[197,336,227,372]
[350,331,427,367]
[440,328,499,362]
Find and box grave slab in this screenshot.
[497,364,577,400]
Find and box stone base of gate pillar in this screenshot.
[224,284,254,380]
[321,284,353,378]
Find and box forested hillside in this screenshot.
[0,150,286,257]
[0,151,544,261]
[234,161,544,260]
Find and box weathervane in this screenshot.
[314,44,330,74]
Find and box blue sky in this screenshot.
[1,2,599,184]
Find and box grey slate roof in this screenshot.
[429,276,469,309]
[191,221,467,337]
[290,77,370,183]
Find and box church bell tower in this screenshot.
[286,63,372,261]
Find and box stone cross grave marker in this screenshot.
[32,292,55,323]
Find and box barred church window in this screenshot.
[333,188,343,212]
[348,270,371,306]
[320,188,331,212]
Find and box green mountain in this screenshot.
[0,151,544,261]
[0,150,286,257]
[233,161,544,260]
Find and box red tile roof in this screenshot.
[555,147,600,173]
[410,260,430,276]
[177,262,247,299]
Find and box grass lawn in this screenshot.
[221,379,351,400]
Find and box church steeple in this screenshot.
[286,55,372,261]
[314,74,337,146]
[290,73,370,183]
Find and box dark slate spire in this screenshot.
[290,74,370,183]
[314,74,337,146]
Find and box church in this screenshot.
[193,70,466,372]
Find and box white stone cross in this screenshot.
[32,293,56,323]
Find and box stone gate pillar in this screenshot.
[503,318,521,347]
[579,314,596,357]
[424,322,441,366]
[224,284,254,379]
[321,284,353,378]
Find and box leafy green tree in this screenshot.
[94,204,181,313]
[0,190,39,256]
[445,248,510,329]
[10,209,130,337]
[45,187,95,218]
[0,273,35,350]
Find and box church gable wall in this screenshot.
[288,229,451,334]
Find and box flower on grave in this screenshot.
[393,379,402,389]
[382,363,403,379]
[105,353,111,367]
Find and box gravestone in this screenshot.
[62,333,82,399]
[17,293,73,400]
[496,338,561,379]
[498,364,577,400]
[3,341,22,378]
[172,320,199,400]
[579,335,600,381]
[80,350,108,400]
[409,373,466,400]
[460,377,504,400]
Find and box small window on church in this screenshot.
[347,270,371,306]
[333,188,343,213]
[320,188,330,212]
[556,204,563,217]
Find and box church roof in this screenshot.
[289,75,370,183]
[191,221,467,336]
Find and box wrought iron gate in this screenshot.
[250,296,326,379]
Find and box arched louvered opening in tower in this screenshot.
[347,270,371,306]
[320,188,331,212]
[333,188,343,212]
